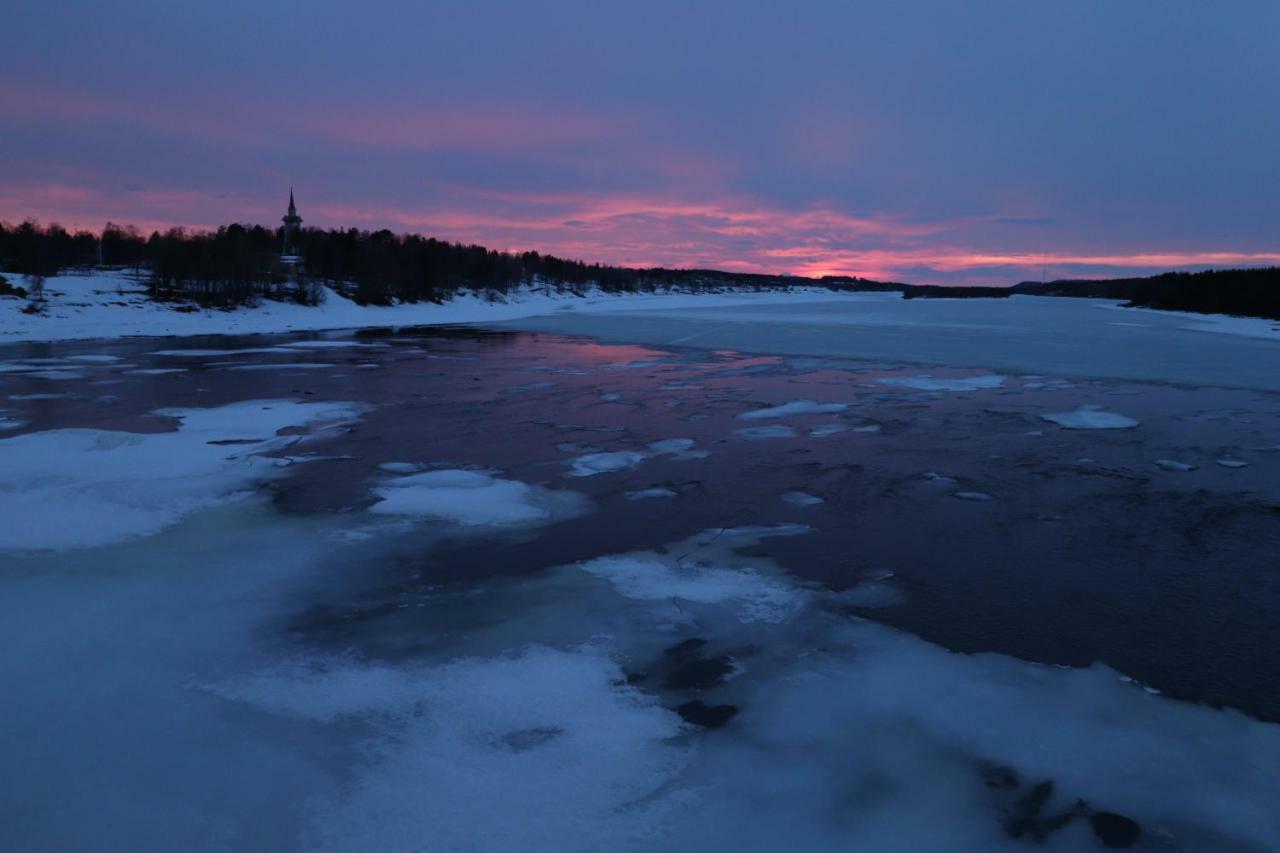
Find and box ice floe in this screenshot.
[226,362,334,371]
[1154,459,1196,472]
[738,400,848,420]
[275,340,380,349]
[877,374,1005,391]
[626,487,679,500]
[370,469,591,526]
[733,425,797,439]
[809,423,848,437]
[568,439,705,477]
[22,369,85,380]
[1216,458,1249,468]
[1041,405,1139,430]
[580,553,806,624]
[376,461,422,474]
[781,491,824,507]
[503,381,558,393]
[151,347,285,357]
[568,451,649,477]
[647,438,695,454]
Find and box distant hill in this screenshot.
[1014,267,1280,320]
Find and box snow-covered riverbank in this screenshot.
[0,271,878,344]
[5,271,1277,390]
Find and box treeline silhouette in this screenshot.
[1,220,889,307]
[1015,268,1280,321]
[4,220,1276,320]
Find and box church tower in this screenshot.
[281,189,303,257]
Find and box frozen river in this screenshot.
[1,307,1279,851]
[505,293,1280,391]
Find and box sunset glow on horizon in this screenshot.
[4,2,1277,284]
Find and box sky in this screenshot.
[3,1,1279,284]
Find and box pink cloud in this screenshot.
[9,178,1277,284]
[4,85,1278,285]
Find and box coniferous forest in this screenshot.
[1,219,1277,320]
[0,220,867,307]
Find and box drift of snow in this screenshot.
[738,400,848,420]
[370,469,591,526]
[1041,405,1139,430]
[0,399,364,551]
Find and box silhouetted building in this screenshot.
[281,189,303,258]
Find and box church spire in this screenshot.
[282,188,303,256]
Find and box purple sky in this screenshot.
[3,1,1278,283]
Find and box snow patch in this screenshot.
[0,399,365,551]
